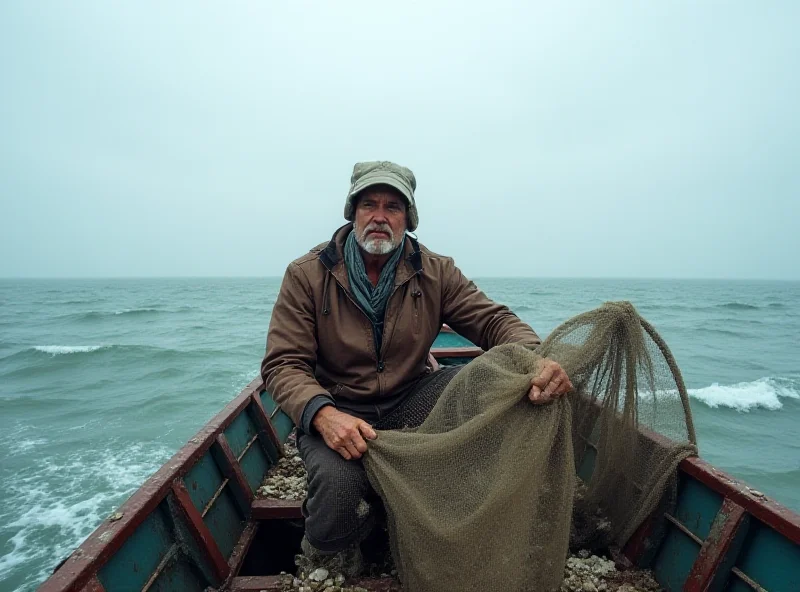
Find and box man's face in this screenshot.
[353,188,408,255]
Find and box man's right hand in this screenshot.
[312,406,377,460]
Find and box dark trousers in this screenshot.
[298,366,461,553]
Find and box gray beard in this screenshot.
[355,223,403,255]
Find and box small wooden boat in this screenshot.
[38,328,800,592]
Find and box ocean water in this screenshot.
[1,278,799,591]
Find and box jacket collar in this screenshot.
[320,223,422,286]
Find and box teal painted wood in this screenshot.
[726,575,753,592]
[433,356,474,366]
[734,518,800,592]
[224,412,258,459]
[202,485,245,560]
[652,526,701,592]
[260,389,278,415]
[247,402,281,461]
[148,558,207,592]
[258,391,294,441]
[432,331,475,348]
[184,452,225,514]
[98,503,175,591]
[273,411,294,442]
[210,439,252,517]
[674,476,724,541]
[239,441,271,493]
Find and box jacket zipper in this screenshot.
[327,270,422,395]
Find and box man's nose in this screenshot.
[372,208,389,223]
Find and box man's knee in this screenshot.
[299,434,376,552]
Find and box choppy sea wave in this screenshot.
[713,302,761,310]
[688,377,799,412]
[1,277,798,591]
[32,345,106,355]
[0,439,172,591]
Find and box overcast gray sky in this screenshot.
[1,2,798,279]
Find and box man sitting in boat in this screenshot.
[261,160,572,572]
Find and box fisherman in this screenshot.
[261,160,572,572]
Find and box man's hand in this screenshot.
[312,406,377,460]
[528,358,573,404]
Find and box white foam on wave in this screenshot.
[0,441,172,590]
[688,377,800,412]
[33,345,104,355]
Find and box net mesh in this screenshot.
[363,302,697,592]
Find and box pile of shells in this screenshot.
[277,567,363,592]
[276,551,659,592]
[256,439,307,500]
[561,550,661,592]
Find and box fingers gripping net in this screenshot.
[363,302,697,592]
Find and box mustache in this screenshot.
[361,223,394,240]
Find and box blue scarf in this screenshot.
[344,229,406,355]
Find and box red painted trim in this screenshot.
[215,433,255,514]
[440,324,455,333]
[229,575,400,591]
[38,378,264,592]
[681,456,800,545]
[171,479,230,583]
[684,498,748,592]
[249,394,284,458]
[77,577,105,592]
[250,499,304,520]
[430,346,483,359]
[222,521,259,588]
[623,510,659,565]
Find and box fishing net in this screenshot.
[363,302,697,592]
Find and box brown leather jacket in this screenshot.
[261,224,541,428]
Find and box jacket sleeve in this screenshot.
[441,258,541,351]
[261,263,331,428]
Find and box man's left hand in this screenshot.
[528,359,572,404]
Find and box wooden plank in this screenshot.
[623,510,661,566]
[685,498,749,592]
[251,499,304,520]
[681,456,800,545]
[171,479,230,583]
[140,544,179,592]
[222,521,260,588]
[230,575,401,591]
[249,393,284,459]
[730,567,769,592]
[215,433,255,516]
[38,377,264,592]
[77,577,105,592]
[430,346,483,359]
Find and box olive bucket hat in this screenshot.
[344,161,419,231]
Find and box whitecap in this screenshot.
[113,308,159,315]
[0,442,172,589]
[33,345,104,355]
[688,377,799,412]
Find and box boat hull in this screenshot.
[38,330,800,591]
